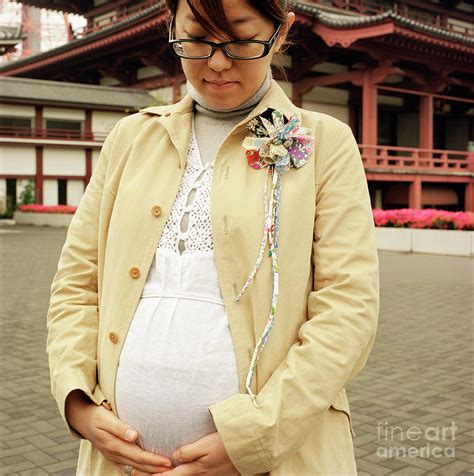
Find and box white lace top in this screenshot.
[114,116,240,465]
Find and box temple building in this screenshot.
[0,0,473,211]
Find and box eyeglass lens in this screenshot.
[172,41,266,59]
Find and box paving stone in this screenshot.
[23,449,58,466]
[1,226,472,475]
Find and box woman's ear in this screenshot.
[275,12,295,52]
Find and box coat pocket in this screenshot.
[330,390,356,438]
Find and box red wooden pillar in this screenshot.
[465,181,473,212]
[362,70,377,145]
[419,94,433,158]
[361,71,377,173]
[409,176,422,209]
[35,106,43,204]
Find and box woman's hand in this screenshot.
[155,432,239,476]
[65,390,174,475]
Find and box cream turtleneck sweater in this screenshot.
[174,69,272,239]
[186,68,273,166]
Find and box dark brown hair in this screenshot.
[164,0,294,55]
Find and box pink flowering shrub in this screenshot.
[16,205,474,230]
[372,208,474,231]
[18,204,77,214]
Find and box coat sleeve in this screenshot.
[45,119,122,440]
[208,122,380,474]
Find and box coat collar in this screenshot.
[138,79,300,169]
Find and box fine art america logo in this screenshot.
[377,422,457,458]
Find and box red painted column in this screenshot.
[35,147,43,205]
[35,106,43,204]
[419,95,433,158]
[408,177,422,209]
[362,70,377,145]
[85,149,92,191]
[465,181,473,212]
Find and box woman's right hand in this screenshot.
[65,390,174,475]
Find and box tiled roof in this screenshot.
[0,1,165,71]
[0,25,26,42]
[291,1,474,46]
[0,76,154,109]
[0,0,471,72]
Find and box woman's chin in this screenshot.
[201,84,246,110]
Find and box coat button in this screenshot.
[151,205,162,217]
[108,332,118,344]
[129,267,140,279]
[164,112,171,117]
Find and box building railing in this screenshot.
[360,145,474,173]
[3,126,473,174]
[307,0,474,37]
[0,126,109,142]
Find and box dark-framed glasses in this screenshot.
[168,15,282,60]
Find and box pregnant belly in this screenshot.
[115,296,240,462]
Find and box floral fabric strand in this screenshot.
[237,109,315,407]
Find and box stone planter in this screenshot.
[375,227,474,256]
[14,210,73,227]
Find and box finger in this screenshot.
[154,462,199,476]
[125,442,173,468]
[97,415,173,468]
[173,441,207,463]
[113,462,153,476]
[112,452,173,474]
[98,409,139,443]
[115,460,172,475]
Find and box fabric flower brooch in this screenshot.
[235,109,315,407]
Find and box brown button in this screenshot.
[129,267,140,279]
[108,332,118,344]
[151,205,162,217]
[164,112,171,117]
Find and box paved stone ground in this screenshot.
[0,224,472,476]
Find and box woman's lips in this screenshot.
[205,80,237,90]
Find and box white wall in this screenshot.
[91,111,125,134]
[0,104,35,117]
[0,146,36,174]
[302,86,349,124]
[149,86,174,105]
[0,179,6,214]
[43,147,85,176]
[67,180,84,206]
[43,179,58,206]
[43,107,85,120]
[137,66,165,79]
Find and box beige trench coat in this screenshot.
[46,79,379,476]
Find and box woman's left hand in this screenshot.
[152,432,239,476]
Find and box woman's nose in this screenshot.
[207,47,232,72]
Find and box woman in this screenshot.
[46,0,380,475]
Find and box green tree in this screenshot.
[19,179,35,205]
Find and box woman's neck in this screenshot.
[186,69,273,167]
[186,68,273,119]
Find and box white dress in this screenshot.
[114,116,240,463]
